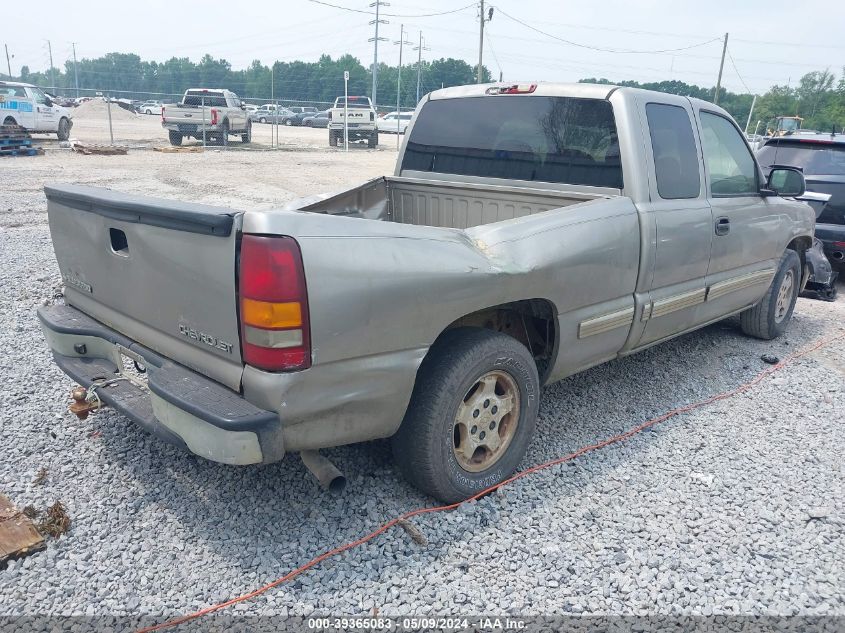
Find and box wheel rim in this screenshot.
[453,370,520,473]
[774,269,794,323]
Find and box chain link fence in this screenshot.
[9,84,400,151]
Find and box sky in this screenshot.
[4,0,844,95]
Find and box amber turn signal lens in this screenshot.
[241,298,302,329]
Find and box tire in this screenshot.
[391,327,540,503]
[144,109,152,115]
[368,131,378,148]
[218,120,229,146]
[740,249,801,340]
[56,117,71,141]
[168,130,183,146]
[241,121,252,144]
[329,130,338,147]
[259,117,267,124]
[285,119,292,126]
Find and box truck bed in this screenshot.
[295,176,614,229]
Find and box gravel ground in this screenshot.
[1,127,844,625]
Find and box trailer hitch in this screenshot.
[68,386,103,420]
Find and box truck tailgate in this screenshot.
[44,184,243,390]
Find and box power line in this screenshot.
[727,45,753,95]
[493,6,723,54]
[485,30,502,81]
[308,0,476,18]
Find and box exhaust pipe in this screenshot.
[300,450,346,494]
[830,251,844,261]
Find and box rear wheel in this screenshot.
[168,130,183,146]
[259,117,267,124]
[218,120,229,146]
[329,130,338,147]
[391,328,539,503]
[57,117,71,141]
[241,121,252,144]
[740,249,801,340]
[368,131,378,148]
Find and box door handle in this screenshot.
[715,217,730,236]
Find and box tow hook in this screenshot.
[68,386,102,420]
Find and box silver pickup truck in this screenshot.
[161,88,251,146]
[39,83,813,502]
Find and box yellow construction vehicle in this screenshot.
[767,115,804,136]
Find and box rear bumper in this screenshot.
[815,223,845,263]
[162,121,221,133]
[38,304,283,465]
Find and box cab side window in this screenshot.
[700,111,758,196]
[28,87,49,104]
[2,86,26,97]
[646,103,701,199]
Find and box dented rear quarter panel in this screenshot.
[240,194,640,449]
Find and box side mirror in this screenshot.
[765,166,806,198]
[44,97,53,107]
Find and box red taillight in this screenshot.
[239,235,311,371]
[834,241,845,248]
[210,108,218,126]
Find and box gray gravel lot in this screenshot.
[1,146,844,623]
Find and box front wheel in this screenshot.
[259,117,267,124]
[392,328,540,503]
[241,121,252,144]
[57,117,71,141]
[285,119,292,126]
[740,249,801,340]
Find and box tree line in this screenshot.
[580,70,845,134]
[13,52,490,110]
[9,51,845,129]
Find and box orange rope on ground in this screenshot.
[137,331,845,632]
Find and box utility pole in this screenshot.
[477,0,485,83]
[47,40,55,90]
[72,43,79,98]
[368,0,389,109]
[744,94,757,134]
[477,2,493,83]
[394,25,412,142]
[4,44,11,78]
[713,32,728,105]
[413,32,430,103]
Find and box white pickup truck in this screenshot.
[161,88,251,146]
[328,95,378,148]
[0,80,73,140]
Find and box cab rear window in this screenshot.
[401,96,623,189]
[758,141,845,176]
